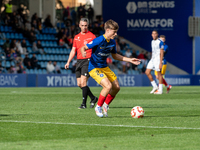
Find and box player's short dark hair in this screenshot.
[152,30,158,34]
[104,19,119,30]
[80,18,89,24]
[160,35,166,38]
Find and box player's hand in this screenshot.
[159,63,162,70]
[65,63,69,69]
[129,58,141,65]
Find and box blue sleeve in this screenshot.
[165,45,169,53]
[159,41,164,49]
[86,36,103,49]
[111,40,117,54]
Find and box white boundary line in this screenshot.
[0,120,200,130]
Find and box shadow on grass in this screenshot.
[0,114,12,117]
[0,114,29,117]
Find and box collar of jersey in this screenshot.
[103,34,110,43]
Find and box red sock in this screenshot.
[163,78,168,86]
[104,94,115,105]
[97,94,106,107]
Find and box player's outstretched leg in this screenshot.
[95,78,112,118]
[103,79,120,117]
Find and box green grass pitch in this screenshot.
[0,86,200,150]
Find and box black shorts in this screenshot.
[75,58,90,78]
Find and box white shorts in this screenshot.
[147,59,160,71]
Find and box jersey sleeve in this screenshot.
[159,41,164,50]
[111,40,117,54]
[164,45,169,55]
[86,36,103,49]
[72,38,77,51]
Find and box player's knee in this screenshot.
[77,83,82,88]
[115,86,120,93]
[145,70,149,75]
[105,82,112,91]
[80,81,87,87]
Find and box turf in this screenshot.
[0,86,200,150]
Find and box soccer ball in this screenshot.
[131,106,144,118]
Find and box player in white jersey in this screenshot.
[145,30,164,94]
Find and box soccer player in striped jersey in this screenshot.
[81,19,140,117]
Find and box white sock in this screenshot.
[104,102,108,106]
[151,80,157,88]
[158,84,163,92]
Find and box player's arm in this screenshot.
[81,36,101,57]
[65,47,76,69]
[159,49,164,70]
[112,53,141,65]
[80,45,89,57]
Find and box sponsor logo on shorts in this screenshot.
[100,74,104,77]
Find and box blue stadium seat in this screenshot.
[15,33,19,39]
[19,33,23,39]
[11,61,15,66]
[26,69,30,74]
[137,63,143,69]
[5,33,10,38]
[44,48,48,53]
[136,50,140,56]
[132,70,139,75]
[1,61,5,67]
[0,39,4,45]
[41,41,45,47]
[42,69,47,74]
[50,55,54,61]
[6,61,10,68]
[34,69,38,74]
[21,54,25,59]
[10,33,14,38]
[60,62,65,68]
[46,55,50,61]
[26,40,31,46]
[51,48,56,54]
[53,41,57,47]
[67,70,72,74]
[37,54,42,61]
[30,69,34,74]
[42,55,46,61]
[54,55,58,61]
[38,69,42,74]
[0,26,4,32]
[58,55,62,61]
[40,61,44,68]
[49,41,53,47]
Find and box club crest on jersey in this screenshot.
[100,74,104,77]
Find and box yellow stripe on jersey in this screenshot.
[89,67,117,84]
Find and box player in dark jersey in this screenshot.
[65,18,97,109]
[81,19,141,117]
